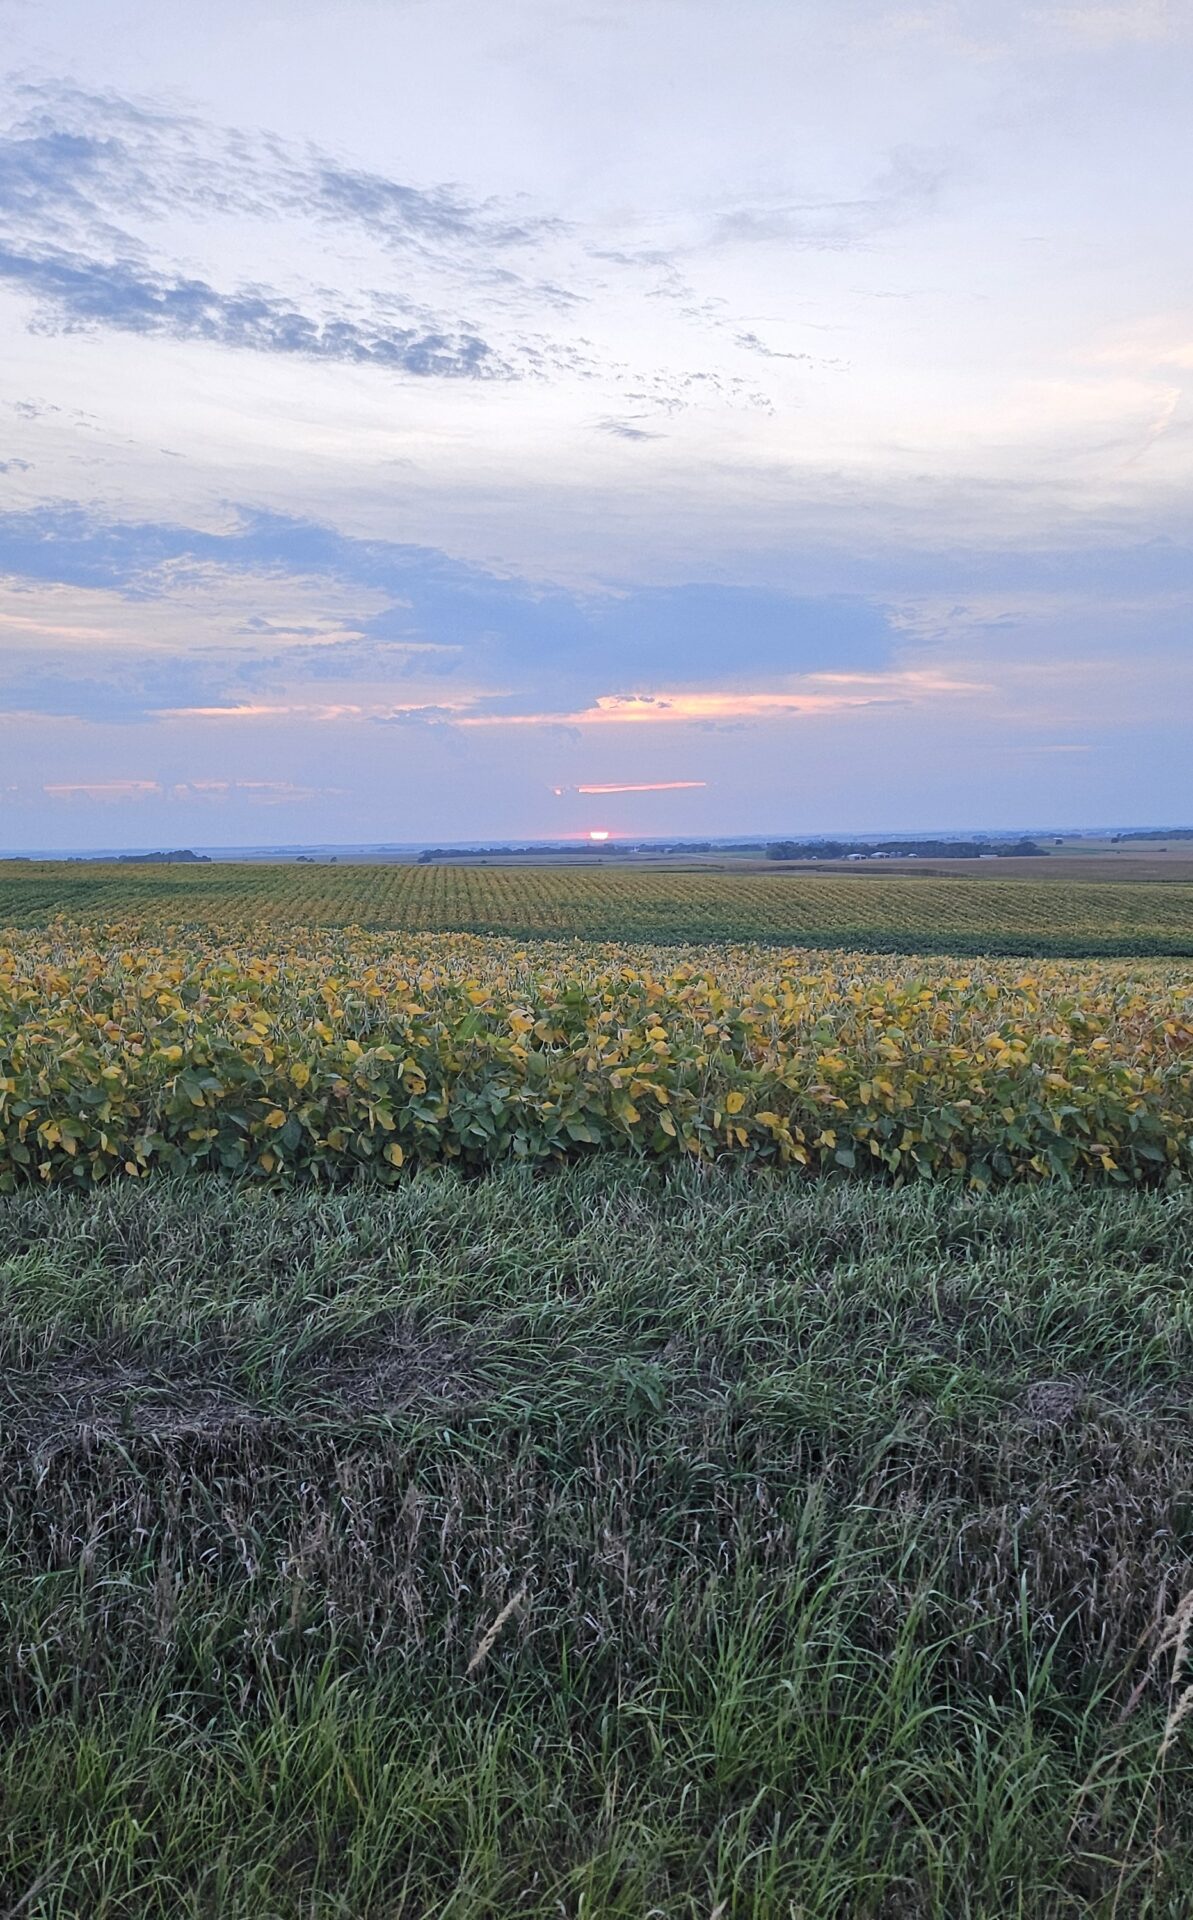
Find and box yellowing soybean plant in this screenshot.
[1,924,1190,1189]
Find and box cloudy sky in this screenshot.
[1,0,1190,848]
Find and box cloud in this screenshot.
[174,778,338,803]
[0,504,908,726]
[2,666,166,724]
[0,628,281,724]
[572,780,708,793]
[156,700,368,721]
[36,775,335,804]
[712,147,950,250]
[42,778,160,801]
[371,704,466,728]
[0,243,507,376]
[0,82,553,381]
[595,416,666,440]
[307,156,555,253]
[3,79,550,255]
[454,672,986,728]
[733,332,815,363]
[0,610,115,639]
[11,398,65,420]
[0,79,823,411]
[155,670,983,731]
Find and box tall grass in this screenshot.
[2,1166,1192,1915]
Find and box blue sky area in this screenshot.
[1,1,1191,845]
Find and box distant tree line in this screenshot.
[765,838,1044,862]
[116,849,211,865]
[1110,828,1193,843]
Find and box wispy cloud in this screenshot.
[733,331,815,363]
[38,776,335,803]
[573,779,708,793]
[157,671,983,730]
[595,416,666,440]
[1,80,552,255]
[0,81,556,380]
[455,673,985,728]
[155,701,371,722]
[711,147,950,250]
[0,79,846,411]
[42,778,160,801]
[0,244,507,377]
[175,778,338,802]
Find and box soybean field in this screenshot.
[4,857,1193,956]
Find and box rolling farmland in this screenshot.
[2,861,1192,1916]
[3,857,1193,955]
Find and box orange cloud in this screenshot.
[43,780,161,801]
[461,672,986,728]
[572,780,708,793]
[155,671,986,731]
[0,612,118,641]
[156,702,370,720]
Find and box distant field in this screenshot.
[4,857,1193,955]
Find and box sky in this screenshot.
[1,0,1191,849]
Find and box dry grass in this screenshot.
[1,1167,1192,1915]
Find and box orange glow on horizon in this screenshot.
[575,780,707,794]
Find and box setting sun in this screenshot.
[587,829,610,842]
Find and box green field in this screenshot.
[2,862,1192,1915]
[4,857,1193,956]
[2,1168,1192,1918]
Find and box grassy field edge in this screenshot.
[2,1166,1192,1916]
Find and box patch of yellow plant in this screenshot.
[1,925,1190,1188]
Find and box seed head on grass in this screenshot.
[1158,1588,1193,1759]
[466,1584,528,1677]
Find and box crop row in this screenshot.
[1,928,1190,1188]
[2,860,1193,955]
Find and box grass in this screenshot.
[4,857,1193,955]
[2,1164,1192,1916]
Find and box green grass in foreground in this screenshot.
[2,1167,1192,1917]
